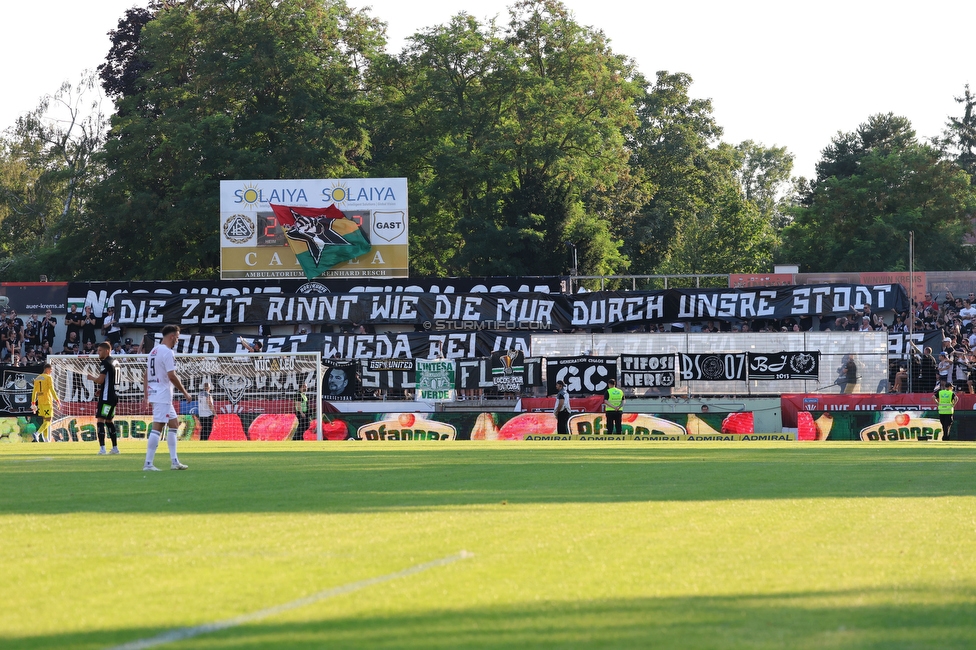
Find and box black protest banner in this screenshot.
[887,329,943,359]
[322,360,358,400]
[112,292,567,331]
[455,359,492,390]
[678,353,747,381]
[170,332,531,359]
[524,358,544,387]
[70,277,564,312]
[490,349,525,392]
[546,357,618,395]
[570,284,910,327]
[747,352,820,380]
[620,354,675,389]
[360,359,415,390]
[111,283,910,330]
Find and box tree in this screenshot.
[369,0,639,277]
[78,0,385,280]
[0,73,107,279]
[622,72,776,276]
[656,144,774,275]
[97,2,159,105]
[733,140,794,231]
[936,84,976,181]
[781,114,976,272]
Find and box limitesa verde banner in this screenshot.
[219,178,408,279]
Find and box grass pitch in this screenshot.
[2,441,976,649]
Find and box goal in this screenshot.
[46,352,324,442]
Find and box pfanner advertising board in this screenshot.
[219,178,408,279]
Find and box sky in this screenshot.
[1,0,973,180]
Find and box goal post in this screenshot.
[46,352,324,442]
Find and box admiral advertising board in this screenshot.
[219,178,408,279]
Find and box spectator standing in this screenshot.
[961,300,976,331]
[102,306,123,345]
[841,355,859,394]
[7,311,24,355]
[937,352,952,385]
[81,306,98,345]
[0,318,10,362]
[892,365,909,393]
[39,310,57,348]
[25,314,40,351]
[64,305,83,345]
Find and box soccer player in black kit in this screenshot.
[88,341,121,455]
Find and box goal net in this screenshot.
[46,352,324,442]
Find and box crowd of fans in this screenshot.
[4,287,976,394]
[0,306,139,368]
[895,290,976,394]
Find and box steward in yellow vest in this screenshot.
[933,378,958,441]
[603,379,625,435]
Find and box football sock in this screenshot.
[167,428,179,462]
[145,430,161,466]
[107,422,118,447]
[97,422,105,447]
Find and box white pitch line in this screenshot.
[108,550,474,650]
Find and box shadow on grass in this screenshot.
[0,443,976,514]
[10,586,976,649]
[2,446,976,515]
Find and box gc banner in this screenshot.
[620,355,675,389]
[747,352,820,380]
[679,353,747,381]
[546,357,618,395]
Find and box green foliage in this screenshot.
[782,114,976,272]
[370,0,639,277]
[936,84,976,182]
[733,139,794,232]
[622,73,776,275]
[0,74,107,280]
[78,0,385,280]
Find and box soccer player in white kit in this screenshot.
[143,324,193,471]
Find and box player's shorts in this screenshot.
[35,404,53,419]
[151,401,178,423]
[97,400,117,420]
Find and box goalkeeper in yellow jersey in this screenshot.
[31,363,60,442]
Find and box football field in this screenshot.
[2,442,976,649]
